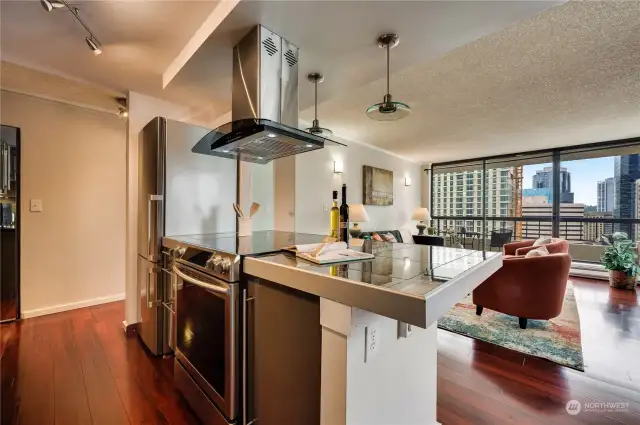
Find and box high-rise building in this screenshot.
[432,167,515,234]
[583,211,613,242]
[613,154,640,236]
[635,179,640,241]
[597,177,615,212]
[532,166,574,203]
[523,188,552,203]
[522,203,585,240]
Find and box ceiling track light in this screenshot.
[86,36,102,55]
[305,72,333,137]
[40,0,65,12]
[41,0,103,55]
[366,33,411,121]
[115,97,128,118]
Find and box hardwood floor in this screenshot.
[1,277,638,425]
[0,302,199,425]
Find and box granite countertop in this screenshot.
[244,240,503,328]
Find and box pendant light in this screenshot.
[366,33,411,121]
[305,73,333,137]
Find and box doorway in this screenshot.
[1,125,20,322]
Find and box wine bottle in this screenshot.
[339,184,349,245]
[330,190,339,239]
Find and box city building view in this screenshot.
[432,153,640,247]
[597,177,614,212]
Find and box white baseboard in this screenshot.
[122,320,138,334]
[21,293,125,319]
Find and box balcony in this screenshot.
[430,215,639,265]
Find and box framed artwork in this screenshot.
[363,165,394,206]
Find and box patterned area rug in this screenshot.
[438,282,584,370]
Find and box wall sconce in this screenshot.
[405,177,412,186]
[334,161,344,174]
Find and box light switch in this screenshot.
[30,199,43,212]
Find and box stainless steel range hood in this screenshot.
[192,25,344,164]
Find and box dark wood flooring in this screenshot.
[1,277,638,425]
[0,298,17,322]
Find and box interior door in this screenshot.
[0,125,19,323]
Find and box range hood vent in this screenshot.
[192,118,343,165]
[192,25,344,164]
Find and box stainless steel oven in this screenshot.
[173,260,238,424]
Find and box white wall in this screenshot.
[0,90,127,317]
[295,141,423,235]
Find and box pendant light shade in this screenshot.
[366,33,411,121]
[305,73,333,137]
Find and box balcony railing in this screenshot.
[431,215,640,263]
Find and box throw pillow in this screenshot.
[525,245,549,258]
[371,233,383,242]
[533,237,554,247]
[381,232,398,243]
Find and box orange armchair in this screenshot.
[503,239,569,256]
[472,253,572,329]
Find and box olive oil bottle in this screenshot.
[329,190,339,239]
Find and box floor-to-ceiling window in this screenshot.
[429,138,640,263]
[431,160,483,244]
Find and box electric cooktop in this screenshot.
[166,231,328,257]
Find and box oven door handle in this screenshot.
[173,266,230,295]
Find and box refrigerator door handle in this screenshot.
[147,194,164,257]
[0,143,5,194]
[146,266,162,308]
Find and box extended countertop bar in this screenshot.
[244,244,502,329]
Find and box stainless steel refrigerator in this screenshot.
[137,117,237,355]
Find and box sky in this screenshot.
[523,157,615,206]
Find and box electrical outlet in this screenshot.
[323,203,329,212]
[397,321,413,339]
[365,325,379,363]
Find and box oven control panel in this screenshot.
[178,246,241,282]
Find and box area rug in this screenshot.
[438,282,584,371]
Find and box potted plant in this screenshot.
[601,232,638,290]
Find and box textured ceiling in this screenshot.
[300,0,640,164]
[0,0,558,124]
[170,0,560,127]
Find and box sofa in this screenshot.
[473,241,572,329]
[359,230,413,244]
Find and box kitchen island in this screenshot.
[244,240,502,425]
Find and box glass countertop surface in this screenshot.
[252,240,500,299]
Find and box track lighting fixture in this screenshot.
[40,0,103,56]
[40,0,65,12]
[85,37,102,56]
[115,97,128,118]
